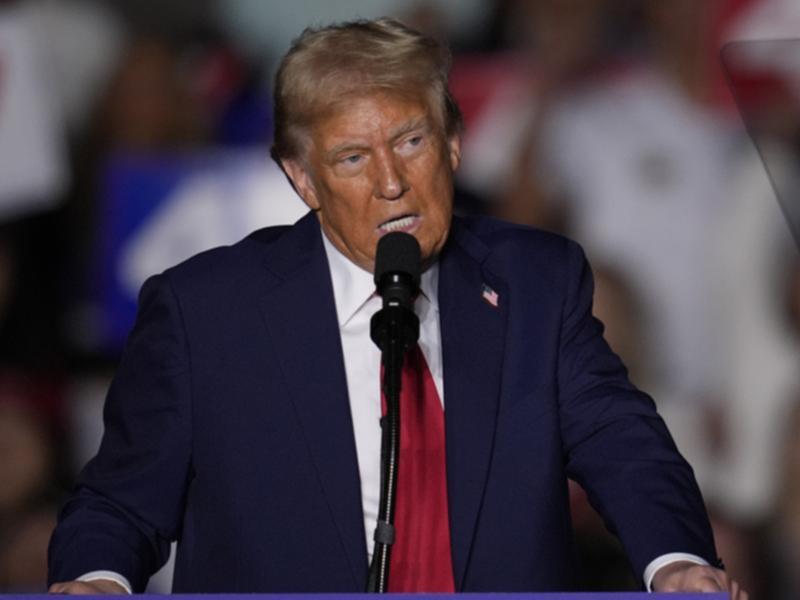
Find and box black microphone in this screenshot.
[370,232,421,351]
[366,231,421,593]
[374,231,421,308]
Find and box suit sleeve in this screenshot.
[555,241,720,584]
[48,273,193,592]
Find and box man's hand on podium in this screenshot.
[49,580,128,595]
[652,560,748,599]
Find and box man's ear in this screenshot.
[447,134,462,172]
[280,158,321,211]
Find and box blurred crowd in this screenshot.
[1,0,799,596]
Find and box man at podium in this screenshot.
[49,18,745,598]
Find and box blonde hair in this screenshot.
[272,18,463,161]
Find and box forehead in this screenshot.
[307,91,436,150]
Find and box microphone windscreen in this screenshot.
[374,232,421,287]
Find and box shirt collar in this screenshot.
[321,229,439,327]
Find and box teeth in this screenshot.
[380,215,415,232]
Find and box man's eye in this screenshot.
[398,135,424,153]
[343,155,362,164]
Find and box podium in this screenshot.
[1,594,729,599]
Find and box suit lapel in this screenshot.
[256,213,367,588]
[439,219,508,590]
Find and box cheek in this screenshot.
[413,152,451,194]
[317,182,367,222]
[324,192,378,244]
[428,172,454,221]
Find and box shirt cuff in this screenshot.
[643,553,709,592]
[76,571,133,594]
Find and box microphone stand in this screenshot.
[366,301,418,593]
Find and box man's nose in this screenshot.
[373,150,408,200]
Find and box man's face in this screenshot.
[282,91,461,273]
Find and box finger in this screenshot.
[715,569,730,587]
[49,582,79,595]
[702,566,730,591]
[52,582,82,595]
[48,582,84,594]
[730,581,749,600]
[695,575,724,592]
[52,582,98,595]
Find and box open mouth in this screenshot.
[378,214,419,233]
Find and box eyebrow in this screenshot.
[324,117,432,162]
[325,141,369,162]
[389,116,430,141]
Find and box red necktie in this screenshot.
[381,344,455,592]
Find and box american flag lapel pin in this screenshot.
[481,283,499,308]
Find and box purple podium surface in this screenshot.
[3,594,728,599]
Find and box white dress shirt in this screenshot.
[78,228,706,593]
[322,233,444,560]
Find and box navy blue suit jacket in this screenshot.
[49,212,718,592]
